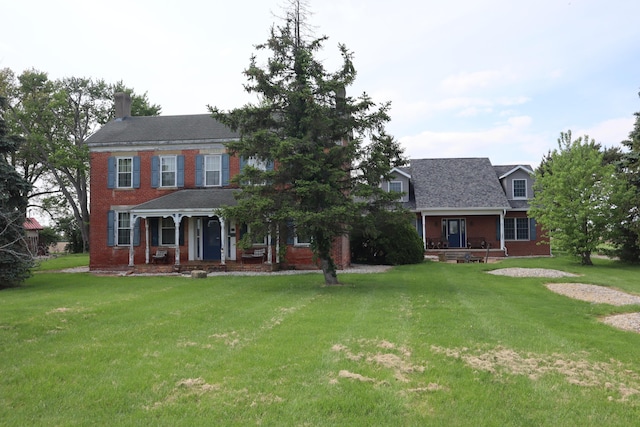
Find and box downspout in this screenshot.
[421,212,427,250]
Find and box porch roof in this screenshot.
[130,188,239,215]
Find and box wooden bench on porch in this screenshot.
[241,248,266,264]
[440,251,483,263]
[466,237,487,249]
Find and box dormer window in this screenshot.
[389,181,403,201]
[513,179,527,199]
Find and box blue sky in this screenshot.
[2,0,639,167]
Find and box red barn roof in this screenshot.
[23,217,44,230]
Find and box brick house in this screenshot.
[382,158,550,257]
[86,93,349,272]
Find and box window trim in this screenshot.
[204,154,222,187]
[294,229,311,246]
[117,157,133,188]
[116,212,131,246]
[504,217,530,241]
[512,178,527,199]
[159,217,176,245]
[160,155,177,188]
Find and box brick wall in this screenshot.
[89,150,349,270]
[421,213,550,256]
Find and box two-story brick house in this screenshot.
[87,93,349,272]
[382,158,550,257]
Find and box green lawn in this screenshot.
[2,256,640,426]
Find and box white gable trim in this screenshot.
[391,167,411,179]
[498,165,534,179]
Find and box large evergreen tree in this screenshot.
[530,131,632,265]
[210,1,405,284]
[610,91,640,262]
[0,96,33,288]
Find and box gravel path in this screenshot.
[55,264,391,276]
[488,267,640,334]
[487,268,579,278]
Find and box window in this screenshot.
[247,157,267,170]
[205,155,222,186]
[513,179,527,199]
[504,218,530,240]
[295,229,311,246]
[246,225,267,245]
[160,217,176,245]
[117,212,131,245]
[117,157,133,188]
[388,181,403,200]
[160,156,177,187]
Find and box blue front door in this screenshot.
[203,218,221,260]
[446,219,466,248]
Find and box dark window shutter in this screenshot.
[133,156,141,188]
[151,156,159,188]
[195,154,204,187]
[222,154,230,186]
[107,210,115,246]
[107,157,116,189]
[529,218,537,240]
[150,218,159,246]
[177,155,185,187]
[239,156,248,171]
[133,217,141,246]
[266,160,274,171]
[496,217,501,241]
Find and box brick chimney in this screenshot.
[114,92,132,121]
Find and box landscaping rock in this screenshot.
[191,270,208,279]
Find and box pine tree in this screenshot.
[210,0,405,284]
[0,96,33,287]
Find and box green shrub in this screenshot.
[351,210,424,265]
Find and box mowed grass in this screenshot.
[2,256,640,426]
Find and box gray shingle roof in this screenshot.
[86,114,239,146]
[410,158,510,210]
[131,189,239,211]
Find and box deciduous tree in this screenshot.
[530,131,632,265]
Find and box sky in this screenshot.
[2,0,640,168]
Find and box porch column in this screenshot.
[500,211,506,251]
[173,214,182,265]
[219,217,226,265]
[421,212,427,250]
[144,218,150,264]
[267,230,273,264]
[128,215,137,267]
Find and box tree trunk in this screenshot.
[320,257,339,285]
[581,251,593,265]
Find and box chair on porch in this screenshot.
[152,248,169,264]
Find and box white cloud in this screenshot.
[575,117,635,148]
[399,115,548,166]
